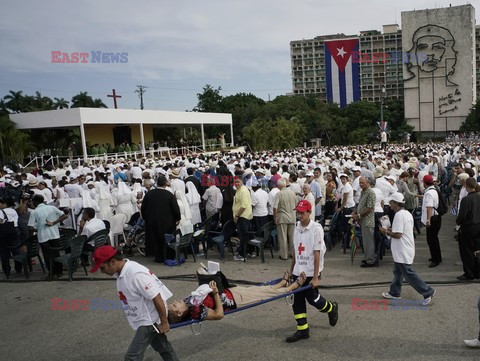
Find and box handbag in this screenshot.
[196,271,235,294]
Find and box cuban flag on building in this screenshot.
[324,38,360,108]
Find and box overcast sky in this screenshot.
[0,0,474,111]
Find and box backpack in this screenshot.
[0,209,18,244]
[433,187,448,216]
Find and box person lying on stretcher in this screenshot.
[168,271,307,324]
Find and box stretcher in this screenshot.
[171,278,312,334]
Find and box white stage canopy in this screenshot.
[10,108,233,160]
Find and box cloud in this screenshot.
[0,0,469,90]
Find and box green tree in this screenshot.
[243,116,306,151]
[383,99,413,141]
[221,92,265,137]
[54,97,70,109]
[3,90,26,113]
[459,99,480,132]
[29,91,54,111]
[193,84,223,112]
[312,102,349,146]
[92,98,107,108]
[0,114,32,163]
[71,92,107,108]
[340,100,380,144]
[0,99,7,116]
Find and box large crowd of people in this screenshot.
[1,140,480,355]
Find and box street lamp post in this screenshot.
[380,86,385,124]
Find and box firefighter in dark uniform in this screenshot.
[286,200,339,343]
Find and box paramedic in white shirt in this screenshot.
[91,245,179,361]
[380,192,436,306]
[286,200,338,343]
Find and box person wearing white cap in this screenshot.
[338,174,355,249]
[352,176,377,267]
[351,167,362,205]
[380,192,436,306]
[255,168,269,193]
[375,175,397,223]
[456,173,470,213]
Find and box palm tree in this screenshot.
[30,91,54,111]
[54,97,69,109]
[0,115,31,163]
[92,98,107,108]
[0,99,7,116]
[71,92,108,108]
[71,92,93,108]
[3,90,25,113]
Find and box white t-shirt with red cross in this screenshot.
[292,220,326,277]
[116,260,173,330]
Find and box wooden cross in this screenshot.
[107,89,122,109]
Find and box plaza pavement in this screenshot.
[0,213,478,361]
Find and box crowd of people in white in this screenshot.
[2,140,480,347]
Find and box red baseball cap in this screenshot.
[423,175,434,183]
[91,245,118,273]
[295,200,312,213]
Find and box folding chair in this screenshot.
[209,220,236,260]
[12,235,46,279]
[54,235,88,281]
[83,229,110,263]
[246,220,274,263]
[47,234,75,277]
[165,231,196,265]
[110,213,127,247]
[193,214,218,258]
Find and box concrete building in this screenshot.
[476,25,480,99]
[358,25,403,102]
[402,5,476,133]
[291,33,352,98]
[290,26,403,103]
[290,4,478,132]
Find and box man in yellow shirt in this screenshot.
[233,176,253,261]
